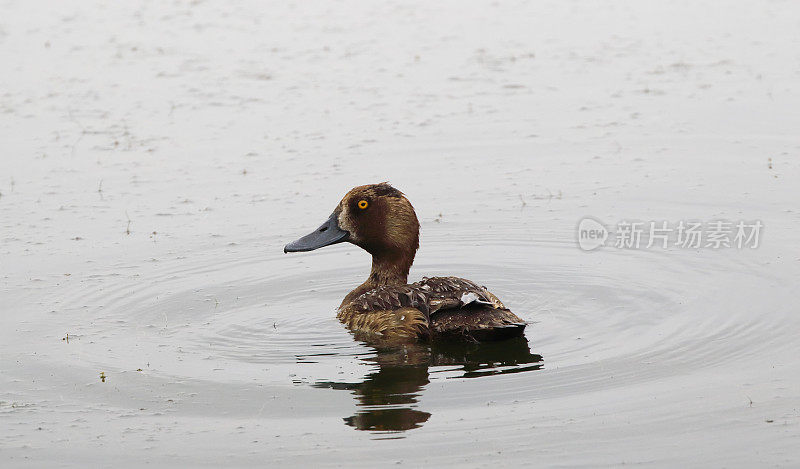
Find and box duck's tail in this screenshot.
[430,304,527,342]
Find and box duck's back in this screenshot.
[339,276,526,341]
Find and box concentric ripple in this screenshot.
[41,232,796,437]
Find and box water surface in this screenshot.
[2,0,800,467]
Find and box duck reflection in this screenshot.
[311,337,543,433]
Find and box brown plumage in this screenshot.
[284,183,527,343]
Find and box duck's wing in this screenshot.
[417,276,526,341]
[348,284,432,316]
[346,276,495,316]
[417,276,507,313]
[348,277,526,341]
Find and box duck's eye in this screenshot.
[358,200,369,210]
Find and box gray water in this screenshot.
[2,1,800,467]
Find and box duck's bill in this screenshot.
[284,212,349,253]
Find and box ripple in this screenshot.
[45,234,796,436]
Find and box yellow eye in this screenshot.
[358,200,369,209]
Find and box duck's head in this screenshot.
[284,183,420,280]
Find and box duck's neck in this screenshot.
[368,250,414,286]
[340,249,415,309]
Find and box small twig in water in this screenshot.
[125,211,131,235]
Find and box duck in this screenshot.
[284,183,526,343]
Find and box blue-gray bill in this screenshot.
[284,212,349,253]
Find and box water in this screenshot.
[2,0,800,466]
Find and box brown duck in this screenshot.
[284,183,526,343]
